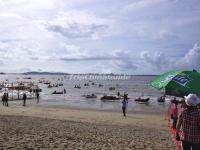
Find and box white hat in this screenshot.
[184,94,200,106]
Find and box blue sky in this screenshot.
[0,0,200,74]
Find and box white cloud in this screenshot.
[124,0,168,11]
[139,43,200,73]
[0,0,199,74]
[177,43,200,70]
[45,10,111,40]
[154,30,175,41]
[140,50,172,72]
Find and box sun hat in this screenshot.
[184,94,200,106]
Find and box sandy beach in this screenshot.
[0,105,176,149]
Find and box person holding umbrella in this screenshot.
[176,94,200,150]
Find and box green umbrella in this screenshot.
[149,70,200,97]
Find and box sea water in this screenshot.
[0,74,170,113]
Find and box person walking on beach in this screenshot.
[23,93,27,106]
[176,94,200,150]
[124,93,128,101]
[117,91,120,98]
[5,93,8,107]
[2,93,6,106]
[122,96,128,117]
[36,92,39,104]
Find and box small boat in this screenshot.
[85,94,97,98]
[84,83,89,86]
[109,87,116,90]
[27,83,34,86]
[98,84,103,87]
[18,82,24,86]
[32,88,42,93]
[101,95,119,101]
[44,81,51,85]
[135,97,150,102]
[58,83,63,86]
[23,77,32,79]
[157,96,165,102]
[74,85,81,89]
[52,91,63,94]
[48,84,53,88]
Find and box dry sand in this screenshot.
[0,105,176,149]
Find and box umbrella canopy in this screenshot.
[149,70,200,97]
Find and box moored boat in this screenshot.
[135,97,150,102]
[52,91,63,94]
[85,94,97,98]
[101,95,119,101]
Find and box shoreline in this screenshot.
[8,98,168,115]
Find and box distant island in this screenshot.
[23,71,70,75]
[23,72,158,76]
[0,71,158,76]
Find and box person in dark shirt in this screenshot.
[36,92,40,104]
[23,93,27,106]
[122,93,128,117]
[176,94,200,150]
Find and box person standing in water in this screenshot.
[5,93,8,107]
[23,93,27,106]
[2,93,5,106]
[63,89,66,94]
[122,93,128,117]
[36,92,39,104]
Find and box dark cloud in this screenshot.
[46,23,108,38]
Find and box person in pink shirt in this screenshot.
[171,99,178,129]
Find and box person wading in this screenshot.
[122,93,128,117]
[23,93,27,106]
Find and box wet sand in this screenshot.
[0,105,176,149]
